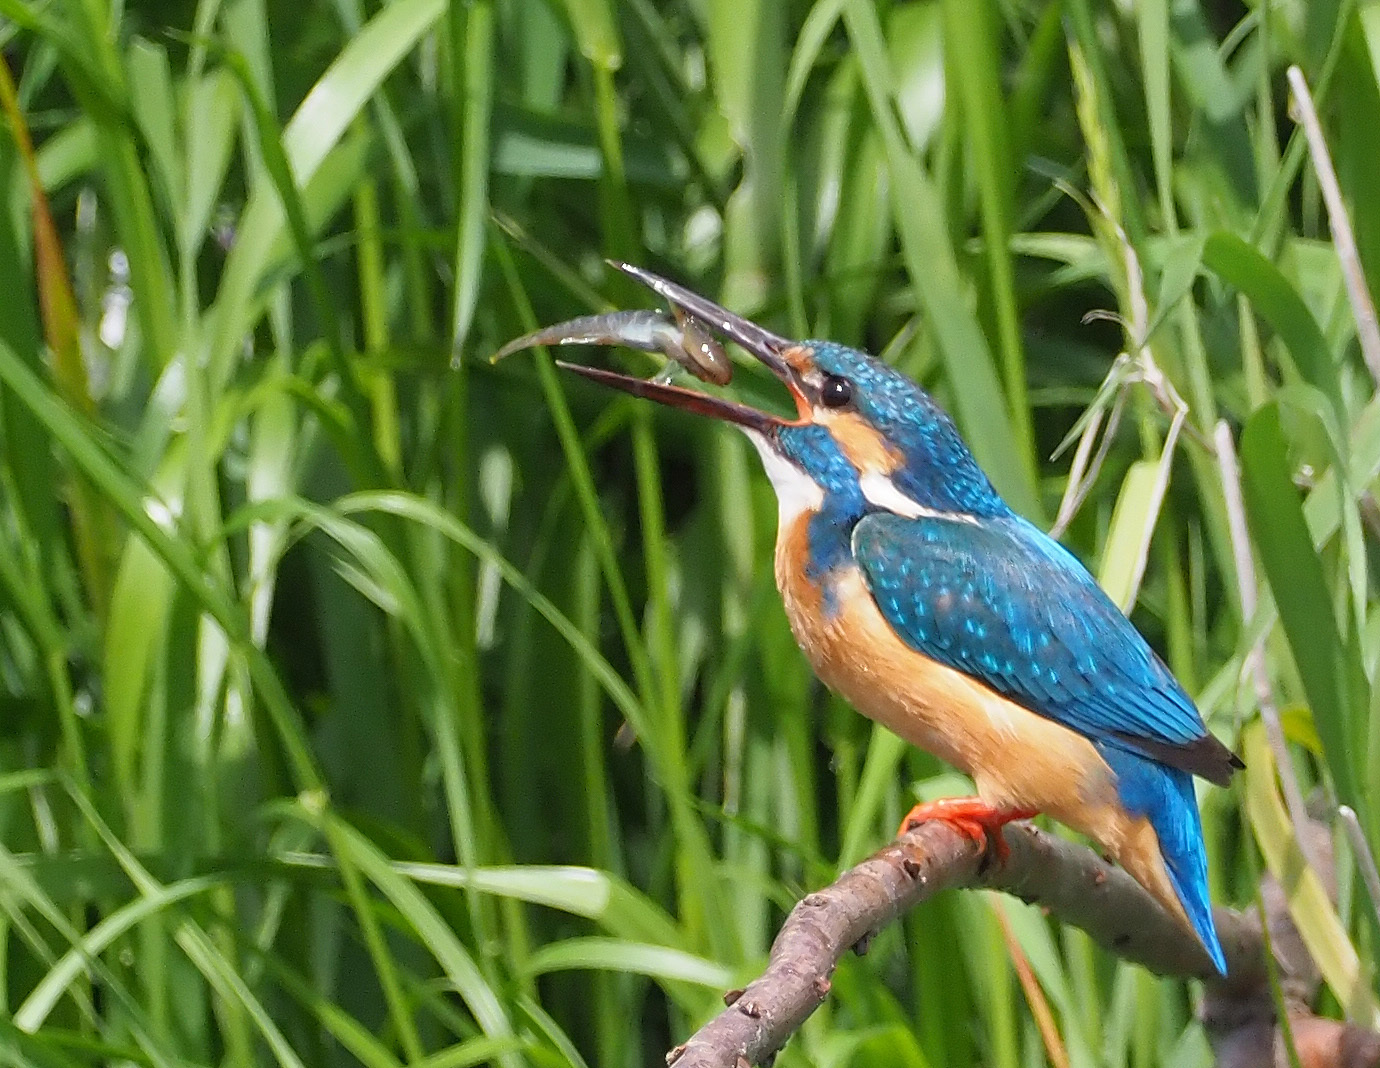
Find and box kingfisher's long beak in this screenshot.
[558,263,807,432]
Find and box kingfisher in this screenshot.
[544,263,1241,974]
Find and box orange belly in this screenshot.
[775,514,1190,929]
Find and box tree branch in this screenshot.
[667,819,1377,1068]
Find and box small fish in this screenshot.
[493,308,732,386]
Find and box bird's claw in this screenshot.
[897,797,1037,868]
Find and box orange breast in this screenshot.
[773,512,1190,929]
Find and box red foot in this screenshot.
[897,797,1038,865]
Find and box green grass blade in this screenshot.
[1239,403,1362,810]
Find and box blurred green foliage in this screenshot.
[0,1,1378,1066]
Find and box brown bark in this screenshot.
[667,819,1375,1068]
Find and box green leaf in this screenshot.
[211,0,446,374]
[15,875,225,1032]
[1097,453,1172,612]
[450,1,495,352]
[1239,402,1361,808]
[1243,724,1378,1025]
[941,0,1029,465]
[521,937,734,999]
[559,0,622,68]
[291,807,520,1064]
[1202,232,1343,419]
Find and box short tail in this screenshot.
[1098,745,1227,975]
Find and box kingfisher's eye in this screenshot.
[819,374,854,409]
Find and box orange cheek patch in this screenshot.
[781,346,817,420]
[819,411,903,474]
[783,345,815,375]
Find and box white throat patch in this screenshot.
[742,432,976,529]
[858,471,978,523]
[743,429,824,528]
[858,471,927,518]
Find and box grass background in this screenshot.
[1,0,1378,1065]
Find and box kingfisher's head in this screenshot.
[563,265,1011,530]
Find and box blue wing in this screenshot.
[851,511,1236,784]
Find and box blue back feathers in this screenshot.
[852,512,1210,754]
